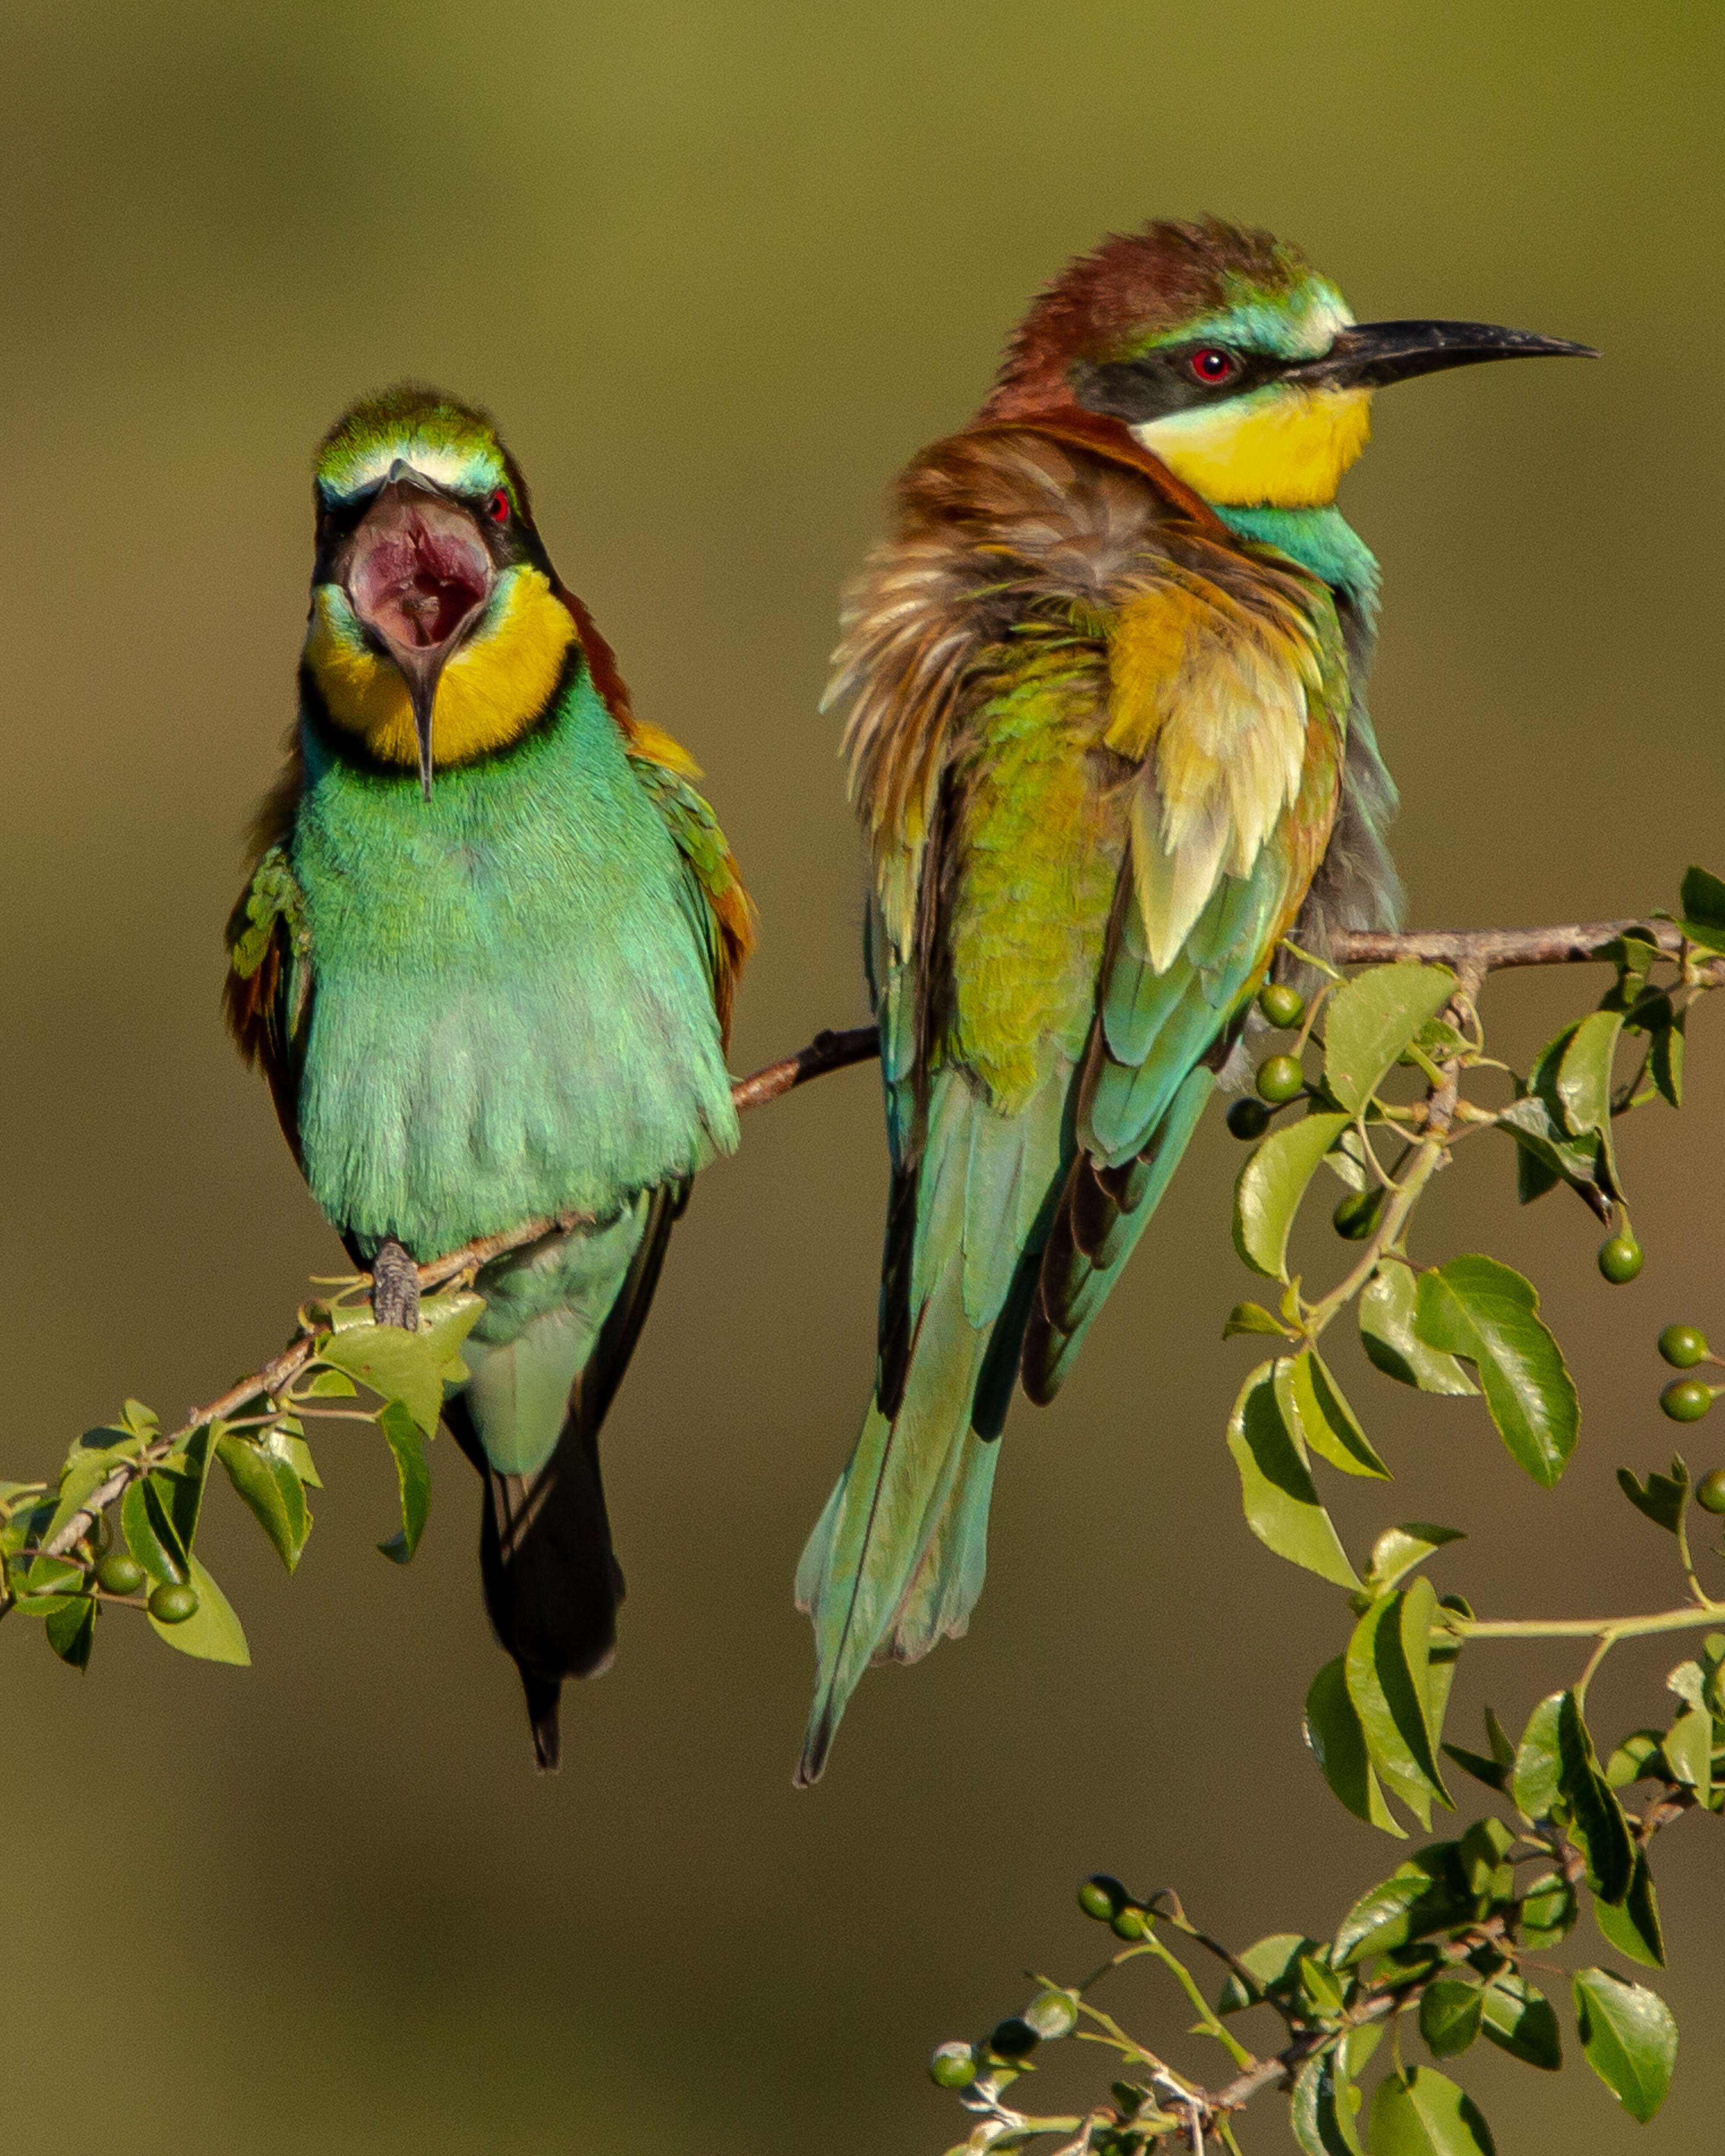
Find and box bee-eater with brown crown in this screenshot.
[794,218,1592,1782]
[225,386,751,1769]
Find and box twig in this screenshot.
[1332,919,1722,978]
[35,1023,880,1562]
[25,912,1712,1566]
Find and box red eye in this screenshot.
[487,488,510,524]
[1189,346,1237,384]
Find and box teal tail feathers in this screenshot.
[445,1186,682,1770]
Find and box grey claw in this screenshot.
[371,1238,421,1330]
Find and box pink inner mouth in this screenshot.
[347,489,492,655]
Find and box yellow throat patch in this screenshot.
[1135,385,1372,509]
[305,566,577,767]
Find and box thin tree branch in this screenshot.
[28,913,1712,1564]
[1332,918,1722,977]
[35,1024,881,1561]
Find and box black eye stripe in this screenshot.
[1069,340,1278,427]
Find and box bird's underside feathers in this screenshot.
[796,412,1395,1780]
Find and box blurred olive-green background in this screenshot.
[2,4,1722,2149]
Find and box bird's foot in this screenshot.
[370,1238,421,1331]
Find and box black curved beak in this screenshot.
[1290,320,1598,390]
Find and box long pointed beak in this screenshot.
[1291,319,1598,390]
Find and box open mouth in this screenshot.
[343,475,495,798]
[347,484,493,655]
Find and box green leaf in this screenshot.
[1511,1695,1565,1823]
[121,1473,189,1586]
[1324,965,1457,1115]
[1345,1579,1452,1827]
[1605,1729,1667,1789]
[376,1398,431,1564]
[1226,1363,1360,1588]
[1497,1026,1615,1212]
[1572,1968,1677,2122]
[1557,1692,1634,1904]
[266,1428,323,1490]
[1291,2048,1365,2156]
[1480,1973,1561,2070]
[1413,1257,1579,1488]
[216,1434,311,1573]
[1420,1977,1484,2059]
[1616,1457,1690,1534]
[302,1366,358,1399]
[1678,862,1725,947]
[1650,1012,1685,1107]
[1594,1850,1665,1969]
[1333,1849,1471,1968]
[1233,1112,1352,1280]
[1217,1933,1318,2015]
[1365,1524,1465,1599]
[1455,1815,1514,1895]
[1368,2065,1495,2155]
[1662,1705,1712,1809]
[1277,1351,1390,1479]
[1361,1260,1478,1395]
[44,1595,96,1669]
[151,1555,251,1666]
[1305,1658,1405,1836]
[1517,1871,1577,1949]
[157,1421,220,1560]
[1223,1301,1289,1338]
[21,1553,85,1599]
[1556,1009,1624,1138]
[1442,1705,1516,1794]
[1296,1954,1344,2017]
[317,1288,483,1435]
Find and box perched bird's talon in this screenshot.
[370,1238,421,1331]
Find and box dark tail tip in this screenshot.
[525,1672,563,1773]
[794,1712,834,1789]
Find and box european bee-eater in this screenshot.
[795,218,1591,1781]
[226,386,751,1768]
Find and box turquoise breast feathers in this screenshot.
[291,659,739,1259]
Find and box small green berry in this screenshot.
[988,2018,1039,2060]
[1258,981,1306,1030]
[1598,1235,1643,1285]
[147,1582,199,1624]
[929,2042,977,2089]
[1696,1469,1725,1515]
[1077,1874,1128,1922]
[1660,1379,1714,1425]
[1025,1989,1079,2040]
[94,1552,145,1597]
[1256,1054,1305,1105]
[1332,1188,1384,1241]
[1226,1097,1272,1141]
[1659,1324,1710,1369]
[1110,1905,1149,1941]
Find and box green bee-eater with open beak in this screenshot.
[226,386,752,1769]
[795,218,1593,1783]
